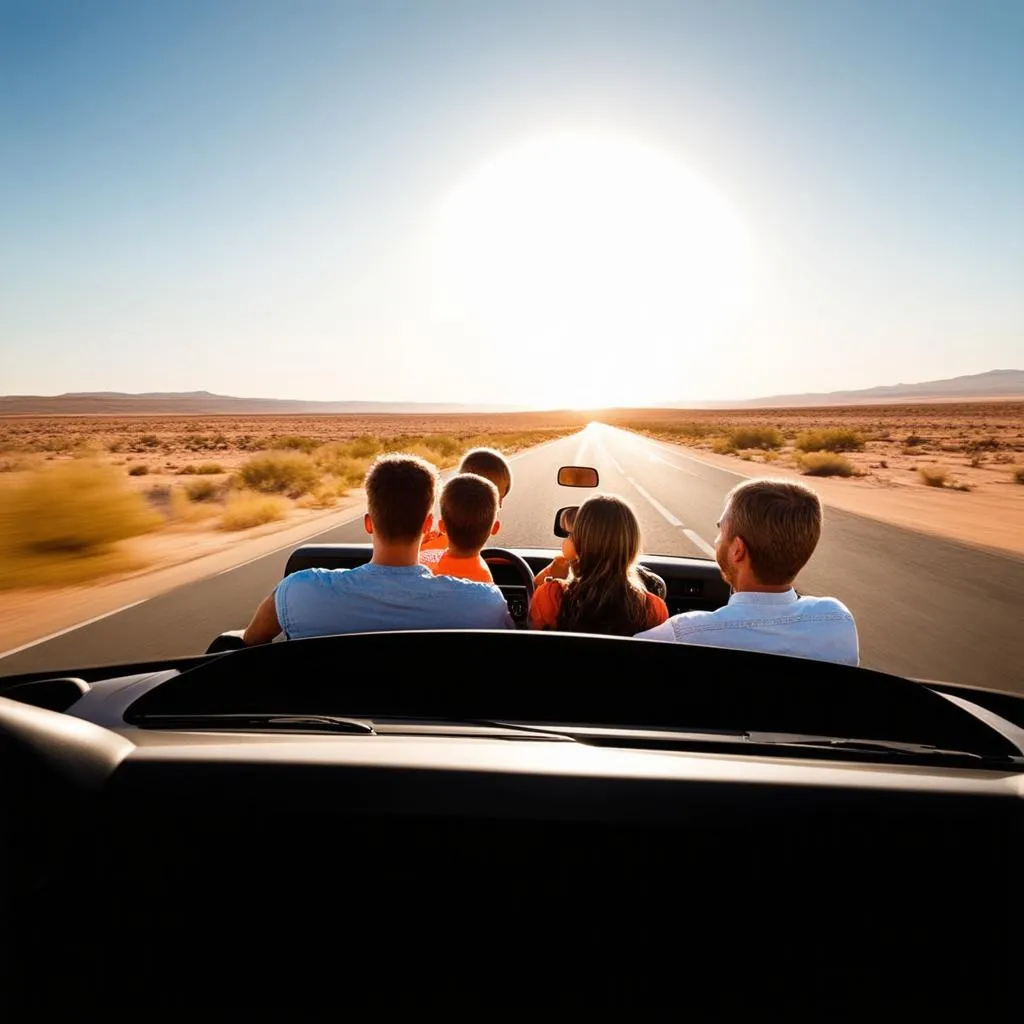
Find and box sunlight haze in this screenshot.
[1,1,1021,407]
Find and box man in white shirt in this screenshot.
[635,478,858,666]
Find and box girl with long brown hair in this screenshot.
[529,494,668,636]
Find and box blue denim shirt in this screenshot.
[275,563,515,639]
[635,589,859,666]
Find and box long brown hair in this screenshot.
[556,494,649,636]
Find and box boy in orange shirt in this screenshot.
[420,447,512,568]
[427,473,501,583]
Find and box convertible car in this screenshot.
[2,469,1021,1011]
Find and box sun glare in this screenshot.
[431,131,752,408]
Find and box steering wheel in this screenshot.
[480,548,536,625]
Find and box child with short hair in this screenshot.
[421,447,512,566]
[428,473,501,583]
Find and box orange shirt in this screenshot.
[429,551,494,584]
[529,580,668,633]
[420,529,446,552]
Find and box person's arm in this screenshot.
[528,582,560,630]
[634,617,677,641]
[243,590,282,645]
[646,594,670,627]
[532,556,572,589]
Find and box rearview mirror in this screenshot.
[553,506,578,538]
[557,466,599,488]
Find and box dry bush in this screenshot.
[795,428,865,453]
[298,483,342,509]
[711,437,735,455]
[260,435,319,454]
[1012,466,1024,485]
[0,460,160,587]
[918,466,948,487]
[128,464,149,476]
[238,451,321,497]
[798,453,856,477]
[315,442,376,486]
[220,492,287,531]
[726,426,782,450]
[169,488,218,523]
[184,478,220,502]
[194,462,225,474]
[0,453,38,473]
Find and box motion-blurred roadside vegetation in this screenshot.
[0,428,573,589]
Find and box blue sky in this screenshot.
[1,0,1021,406]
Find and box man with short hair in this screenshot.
[635,478,858,665]
[242,453,514,644]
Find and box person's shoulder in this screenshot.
[280,566,342,590]
[796,593,856,619]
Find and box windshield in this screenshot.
[0,3,1021,694]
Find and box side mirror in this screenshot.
[553,506,578,538]
[557,466,599,488]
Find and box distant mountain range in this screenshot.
[0,391,522,415]
[673,369,1024,409]
[1,369,1021,415]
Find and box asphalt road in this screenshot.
[2,424,1022,693]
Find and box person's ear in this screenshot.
[731,533,748,564]
[422,513,434,536]
[363,513,373,536]
[490,519,501,536]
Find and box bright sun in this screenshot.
[431,131,752,409]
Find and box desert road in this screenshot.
[1,423,1022,693]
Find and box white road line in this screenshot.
[609,455,624,475]
[627,477,684,527]
[683,529,716,557]
[0,600,149,661]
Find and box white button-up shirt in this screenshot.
[635,588,859,666]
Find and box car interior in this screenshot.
[1,633,1021,1011]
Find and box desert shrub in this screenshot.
[0,461,161,585]
[419,433,462,458]
[346,435,383,458]
[238,451,321,496]
[917,465,970,489]
[184,478,220,502]
[128,464,150,476]
[138,434,161,449]
[1012,466,1024,485]
[711,437,735,455]
[298,483,341,509]
[402,441,461,469]
[726,426,782,450]
[798,453,855,477]
[220,492,287,530]
[918,466,946,487]
[170,488,218,522]
[261,434,319,454]
[795,428,865,453]
[0,453,37,473]
[315,442,377,485]
[194,462,225,474]
[904,434,926,446]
